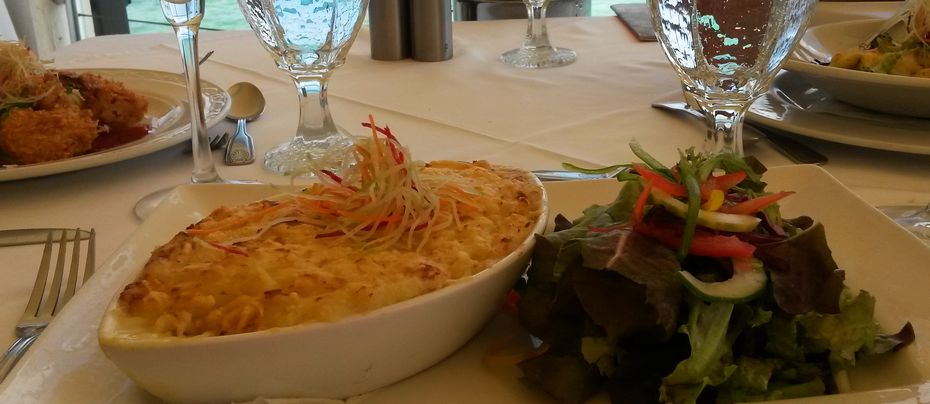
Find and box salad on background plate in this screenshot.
[513,143,914,404]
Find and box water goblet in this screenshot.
[237,0,369,176]
[880,203,930,241]
[500,0,576,69]
[134,0,223,220]
[650,0,817,155]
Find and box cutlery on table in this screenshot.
[0,228,93,247]
[223,82,265,166]
[651,101,828,165]
[532,167,628,181]
[0,228,95,383]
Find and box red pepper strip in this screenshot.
[382,125,398,141]
[632,163,686,197]
[320,169,343,184]
[207,241,249,256]
[634,222,755,258]
[700,172,746,200]
[633,183,653,225]
[361,122,398,140]
[718,191,795,215]
[387,140,404,164]
[502,289,520,315]
[361,122,405,163]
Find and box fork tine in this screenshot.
[37,231,68,318]
[83,229,95,282]
[60,228,82,308]
[20,233,53,319]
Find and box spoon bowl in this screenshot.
[224,82,265,165]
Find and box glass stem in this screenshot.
[523,1,551,48]
[173,24,218,183]
[294,73,338,141]
[702,102,748,156]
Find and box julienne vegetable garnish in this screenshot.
[183,115,482,253]
[513,142,915,404]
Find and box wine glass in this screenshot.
[500,0,576,69]
[880,203,930,241]
[237,0,369,176]
[134,0,222,220]
[649,0,817,155]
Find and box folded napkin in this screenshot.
[611,4,657,42]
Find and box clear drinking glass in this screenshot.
[500,0,576,69]
[880,203,930,241]
[237,0,369,176]
[650,0,817,155]
[134,0,222,220]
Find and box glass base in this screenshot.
[134,177,262,221]
[264,132,357,177]
[878,204,930,241]
[500,46,576,69]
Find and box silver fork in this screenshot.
[0,228,95,383]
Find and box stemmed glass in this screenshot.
[649,0,817,155]
[500,0,576,69]
[880,204,930,241]
[134,0,222,219]
[237,0,369,176]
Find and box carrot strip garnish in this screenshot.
[186,200,295,235]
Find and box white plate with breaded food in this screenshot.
[0,67,230,182]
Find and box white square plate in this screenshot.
[1,165,928,403]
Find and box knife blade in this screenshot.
[532,170,617,181]
[652,101,828,165]
[0,228,92,247]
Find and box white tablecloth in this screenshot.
[0,1,927,401]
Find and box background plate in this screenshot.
[783,19,930,118]
[748,71,930,155]
[0,68,231,182]
[0,166,928,403]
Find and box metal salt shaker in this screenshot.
[410,0,453,62]
[369,0,410,60]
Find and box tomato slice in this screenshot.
[634,221,756,258]
[632,163,686,197]
[700,172,746,199]
[718,191,794,215]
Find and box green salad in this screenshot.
[514,144,914,403]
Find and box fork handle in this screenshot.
[0,334,39,384]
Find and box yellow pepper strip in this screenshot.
[702,189,725,212]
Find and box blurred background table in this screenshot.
[0,1,927,400]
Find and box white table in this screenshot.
[1,2,927,401]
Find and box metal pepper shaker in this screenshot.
[369,0,410,60]
[410,0,453,62]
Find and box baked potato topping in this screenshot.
[117,121,543,337]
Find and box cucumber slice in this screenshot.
[679,258,767,303]
[650,188,760,232]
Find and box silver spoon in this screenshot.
[224,82,265,165]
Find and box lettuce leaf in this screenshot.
[660,299,737,403]
[755,221,846,315]
[798,289,879,368]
